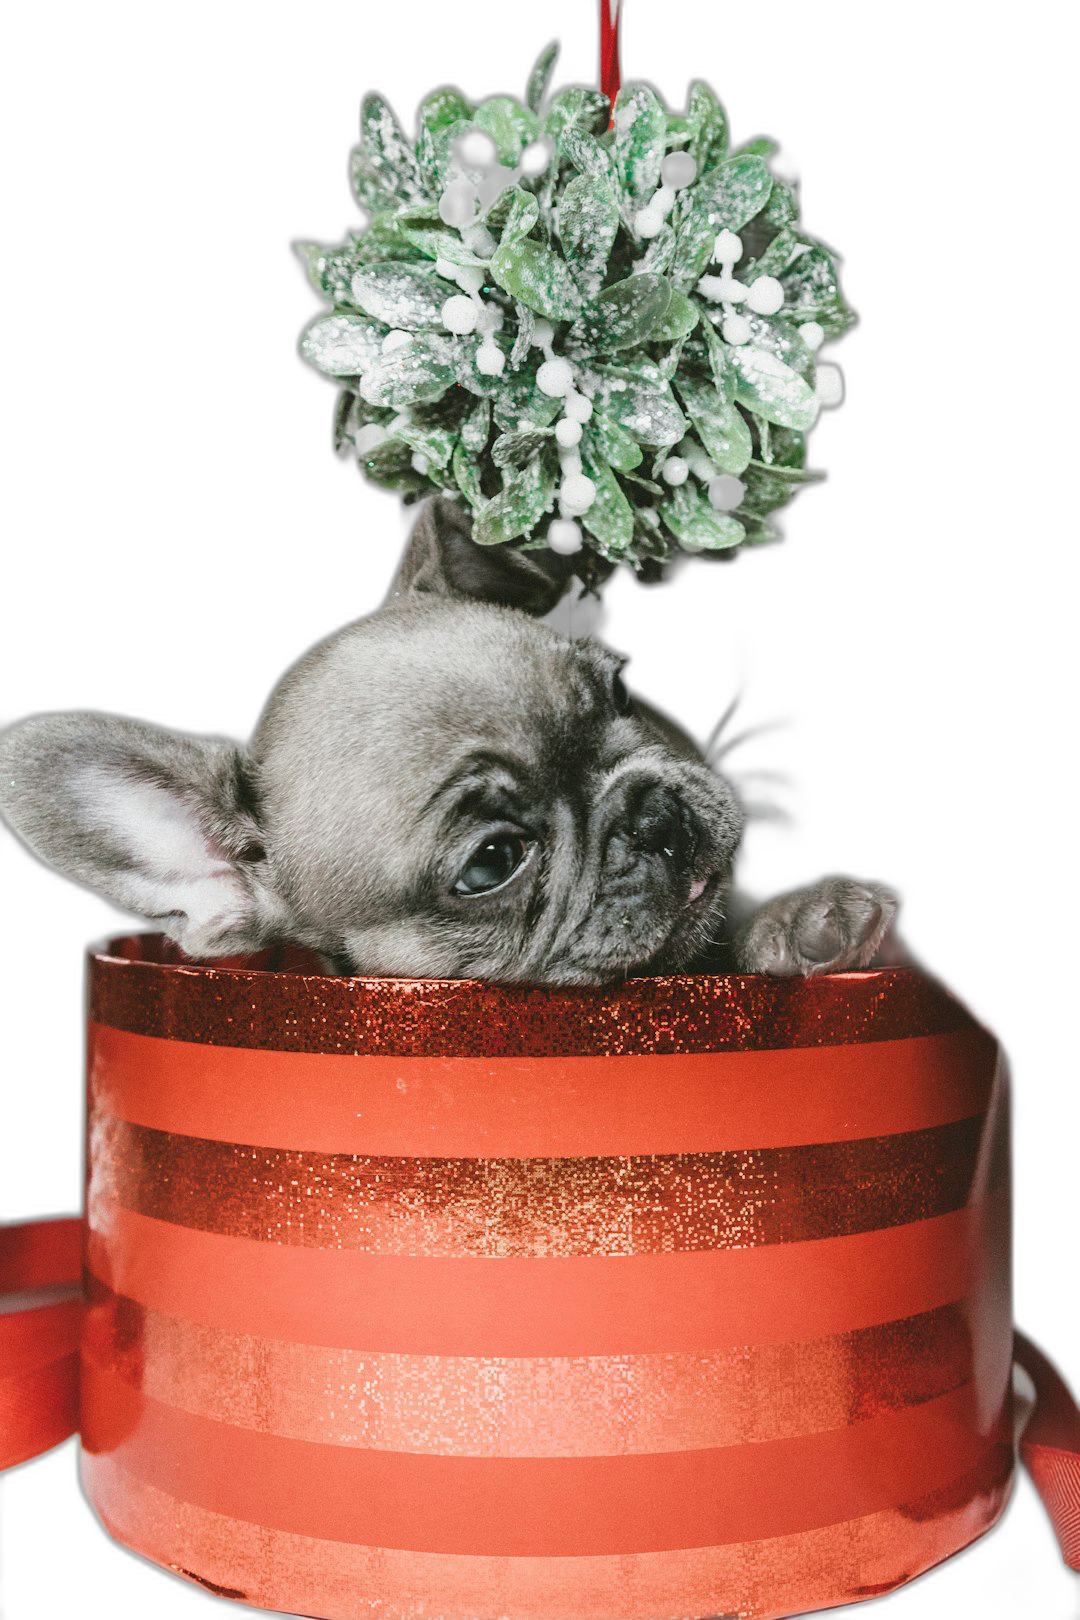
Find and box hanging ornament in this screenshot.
[299,4,853,575]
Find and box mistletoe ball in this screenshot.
[300,43,854,576]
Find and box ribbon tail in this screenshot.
[1015,1331,1080,1571]
[0,1218,82,1471]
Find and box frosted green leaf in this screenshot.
[361,435,429,493]
[662,483,745,549]
[569,274,672,353]
[763,179,798,228]
[677,378,753,474]
[511,301,535,368]
[694,155,773,232]
[301,313,384,377]
[527,41,559,116]
[460,396,491,453]
[474,97,540,166]
[454,338,506,399]
[651,289,699,343]
[357,333,455,408]
[452,440,485,508]
[612,85,666,208]
[641,224,678,276]
[349,263,447,329]
[544,87,610,144]
[559,126,617,187]
[399,226,485,268]
[734,137,779,159]
[589,410,644,472]
[741,518,782,546]
[493,429,551,469]
[594,368,687,447]
[740,459,822,516]
[361,93,425,203]
[352,213,426,264]
[701,319,736,402]
[415,113,470,193]
[746,227,799,280]
[396,418,456,469]
[489,239,582,320]
[672,200,717,289]
[581,450,635,557]
[687,82,728,174]
[780,245,855,335]
[745,315,814,377]
[729,344,818,430]
[499,187,540,244]
[492,369,562,432]
[298,243,364,303]
[419,88,471,133]
[474,454,556,545]
[349,149,391,215]
[558,174,619,295]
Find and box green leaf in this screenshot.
[641,223,678,276]
[569,273,672,353]
[510,301,536,368]
[492,369,563,432]
[460,396,491,453]
[298,242,361,303]
[559,126,617,186]
[300,313,385,377]
[558,174,619,296]
[526,41,559,116]
[677,378,753,474]
[544,87,610,144]
[493,429,552,469]
[694,155,773,232]
[740,457,822,517]
[395,418,456,470]
[661,483,745,549]
[349,263,447,329]
[729,344,818,430]
[701,319,736,402]
[361,93,425,203]
[474,454,556,544]
[780,245,855,336]
[612,85,667,207]
[733,136,779,159]
[672,200,717,290]
[489,239,582,320]
[356,333,456,408]
[420,88,471,133]
[580,450,635,558]
[452,440,485,508]
[361,435,431,493]
[747,227,799,280]
[349,149,392,214]
[594,367,687,447]
[745,314,814,377]
[499,187,540,244]
[763,179,799,229]
[650,288,699,342]
[687,82,728,174]
[398,226,486,267]
[473,97,540,166]
[589,410,644,472]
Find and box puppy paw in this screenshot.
[734,878,899,977]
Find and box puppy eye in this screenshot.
[611,670,633,715]
[454,835,531,896]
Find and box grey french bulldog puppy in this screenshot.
[0,499,896,983]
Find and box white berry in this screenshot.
[439,180,480,228]
[476,342,505,376]
[661,151,698,190]
[800,320,825,351]
[560,473,597,515]
[563,391,594,424]
[655,185,677,214]
[537,357,575,397]
[815,362,845,407]
[520,137,555,177]
[442,295,479,335]
[555,418,583,448]
[454,264,486,296]
[411,452,430,475]
[434,257,458,281]
[461,225,497,258]
[634,206,665,239]
[531,318,555,350]
[713,229,743,264]
[722,314,752,346]
[698,275,746,304]
[662,456,690,486]
[548,518,584,555]
[354,424,388,455]
[456,130,497,169]
[708,474,746,511]
[560,449,583,477]
[381,329,412,353]
[746,275,785,316]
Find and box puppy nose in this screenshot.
[631,785,694,865]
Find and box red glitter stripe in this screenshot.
[88,938,974,1056]
[85,1197,1008,1356]
[88,1022,999,1157]
[80,1359,1010,1555]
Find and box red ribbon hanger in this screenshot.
[601,0,622,110]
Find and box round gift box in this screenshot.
[82,935,1014,1620]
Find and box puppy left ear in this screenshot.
[0,713,289,957]
[390,496,610,617]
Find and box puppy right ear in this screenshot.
[390,496,610,617]
[0,713,289,957]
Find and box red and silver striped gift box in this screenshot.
[3,935,1078,1618]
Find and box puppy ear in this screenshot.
[0,713,288,957]
[391,495,607,617]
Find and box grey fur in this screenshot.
[0,499,898,982]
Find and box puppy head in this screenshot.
[0,501,741,983]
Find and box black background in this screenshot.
[4,12,1075,1620]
